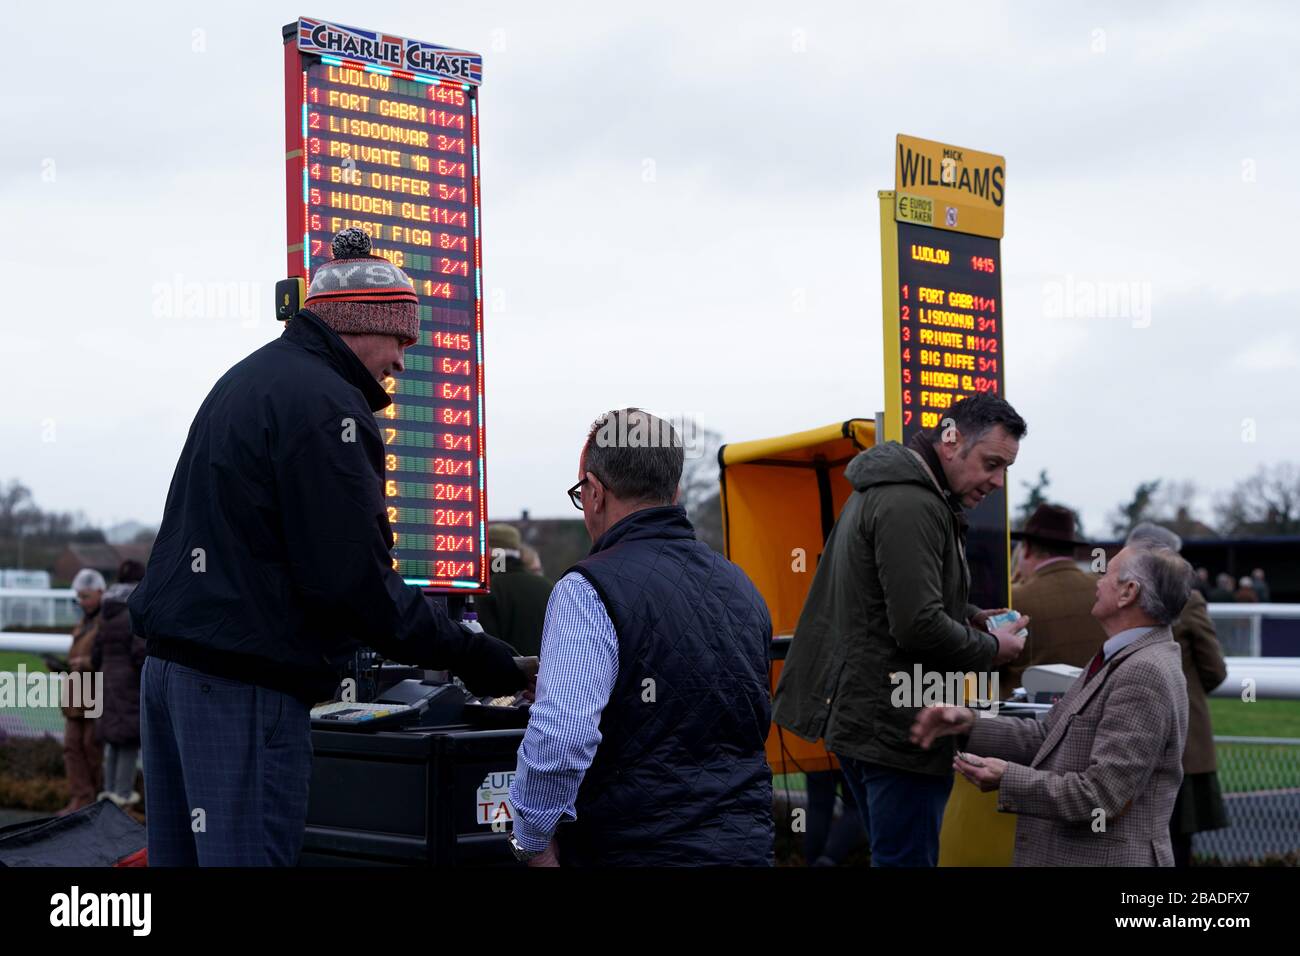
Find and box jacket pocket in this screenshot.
[1053,830,1126,867]
[173,664,250,691]
[871,680,921,753]
[1062,711,1102,739]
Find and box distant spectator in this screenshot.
[1233,576,1259,603]
[477,524,554,658]
[521,544,545,576]
[1208,573,1235,604]
[1250,568,1270,603]
[93,559,147,808]
[59,568,105,816]
[1193,567,1210,600]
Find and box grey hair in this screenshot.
[583,408,683,505]
[1125,521,1183,553]
[1117,547,1194,626]
[71,568,106,593]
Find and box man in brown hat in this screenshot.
[1001,504,1107,697]
[477,523,553,658]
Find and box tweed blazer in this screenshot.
[967,626,1188,866]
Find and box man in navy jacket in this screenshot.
[130,228,526,865]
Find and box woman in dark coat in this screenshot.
[92,560,147,806]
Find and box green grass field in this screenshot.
[0,653,48,674]
[1208,698,1300,738]
[1206,699,1300,792]
[0,653,64,748]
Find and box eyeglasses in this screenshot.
[566,476,589,511]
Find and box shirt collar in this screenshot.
[1102,626,1152,661]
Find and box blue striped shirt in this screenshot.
[508,572,619,852]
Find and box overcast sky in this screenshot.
[2,1,1298,539]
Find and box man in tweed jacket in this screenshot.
[912,543,1193,866]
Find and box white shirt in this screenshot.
[1101,625,1154,661]
[508,573,619,852]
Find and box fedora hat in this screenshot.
[1011,503,1088,546]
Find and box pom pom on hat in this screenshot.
[332,226,373,260]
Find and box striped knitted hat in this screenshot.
[305,228,420,345]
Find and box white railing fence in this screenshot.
[0,587,79,630]
[1206,602,1300,657]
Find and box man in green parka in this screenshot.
[773,394,1029,866]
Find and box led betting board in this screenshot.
[894,224,1003,440]
[880,134,1009,609]
[283,18,487,592]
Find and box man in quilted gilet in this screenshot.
[507,408,775,866]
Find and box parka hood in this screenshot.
[844,441,942,496]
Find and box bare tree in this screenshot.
[1014,469,1051,530]
[0,480,36,538]
[0,479,105,545]
[1014,469,1086,537]
[676,424,725,553]
[1108,480,1162,537]
[1153,480,1200,524]
[1213,463,1300,536]
[678,425,724,514]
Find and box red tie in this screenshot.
[1084,650,1106,683]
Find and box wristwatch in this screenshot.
[508,832,543,863]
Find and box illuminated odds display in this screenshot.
[284,18,487,591]
[894,223,1003,441]
[881,134,1009,608]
